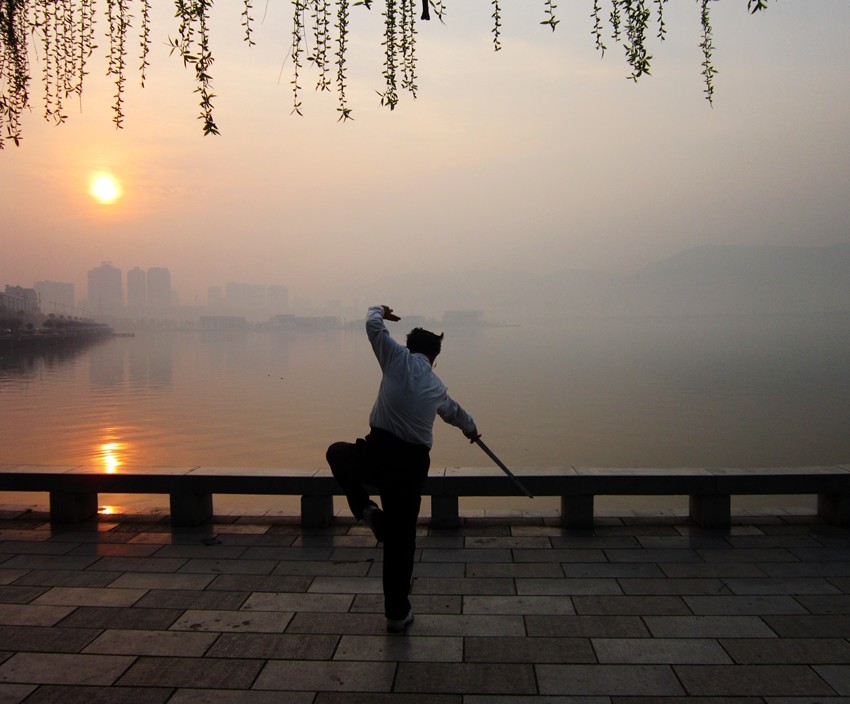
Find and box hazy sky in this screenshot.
[2,0,849,306]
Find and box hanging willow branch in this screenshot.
[0,0,776,148]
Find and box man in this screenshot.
[326,305,479,632]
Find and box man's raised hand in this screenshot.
[381,306,401,322]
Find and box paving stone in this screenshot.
[721,638,850,664]
[759,562,850,578]
[525,614,649,638]
[537,664,684,696]
[636,536,732,549]
[698,548,799,563]
[764,614,850,638]
[32,587,146,608]
[294,535,386,548]
[57,605,182,630]
[11,570,121,588]
[724,578,840,595]
[813,667,850,696]
[0,604,74,627]
[684,595,808,615]
[514,549,606,563]
[108,572,214,590]
[168,690,313,704]
[617,578,726,596]
[0,653,135,686]
[645,615,777,638]
[83,628,217,656]
[314,695,460,704]
[328,547,386,563]
[0,683,36,704]
[592,638,732,664]
[19,685,172,704]
[405,563,466,578]
[177,558,277,575]
[659,563,768,578]
[573,596,690,616]
[420,548,512,563]
[242,547,334,561]
[792,548,850,562]
[274,560,371,576]
[604,549,703,563]
[675,665,834,696]
[308,576,383,594]
[350,594,461,614]
[796,594,850,613]
[829,577,850,593]
[151,544,248,559]
[0,571,29,586]
[466,563,564,578]
[411,577,514,595]
[414,536,465,549]
[465,536,551,549]
[254,660,396,692]
[561,563,666,579]
[286,612,391,636]
[516,578,622,596]
[726,535,822,548]
[0,542,77,556]
[550,536,642,549]
[0,626,100,653]
[408,614,526,636]
[334,634,462,662]
[242,592,353,612]
[87,557,187,573]
[3,554,98,570]
[207,574,314,591]
[463,595,576,615]
[615,698,763,704]
[206,632,338,659]
[0,585,49,604]
[66,543,161,558]
[395,662,535,694]
[134,588,249,610]
[465,636,595,664]
[170,608,293,632]
[765,698,850,704]
[119,656,264,689]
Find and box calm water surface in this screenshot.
[3,314,849,512]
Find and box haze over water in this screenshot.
[3,311,849,513]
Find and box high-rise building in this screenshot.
[147,267,171,309]
[34,281,75,315]
[126,267,146,309]
[267,285,289,314]
[87,262,123,314]
[225,282,266,311]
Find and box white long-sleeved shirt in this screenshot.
[366,306,476,448]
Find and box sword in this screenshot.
[474,438,534,498]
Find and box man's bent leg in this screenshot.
[326,441,372,520]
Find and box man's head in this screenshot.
[406,327,444,364]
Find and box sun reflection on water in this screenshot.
[98,441,125,473]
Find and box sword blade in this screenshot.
[474,438,534,498]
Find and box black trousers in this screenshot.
[326,427,430,620]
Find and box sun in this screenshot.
[89,172,123,205]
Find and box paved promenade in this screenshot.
[2,505,850,703]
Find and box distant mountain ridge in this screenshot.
[361,242,850,319]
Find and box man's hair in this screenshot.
[406,327,444,361]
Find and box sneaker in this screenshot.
[362,504,385,543]
[386,609,414,633]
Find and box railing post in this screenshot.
[301,494,334,528]
[431,495,461,529]
[170,492,213,526]
[689,494,730,528]
[560,495,594,529]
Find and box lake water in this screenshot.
[2,313,849,515]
